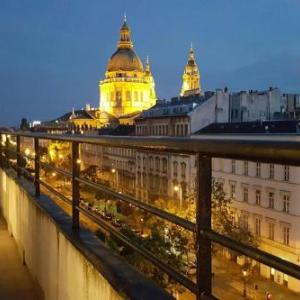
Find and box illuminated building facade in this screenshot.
[99,16,157,118]
[180,45,201,97]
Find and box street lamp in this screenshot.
[242,269,247,298]
[25,148,30,156]
[140,217,144,235]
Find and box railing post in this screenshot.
[34,137,40,197]
[196,154,212,299]
[72,141,80,230]
[0,134,3,168]
[16,135,21,177]
[5,135,9,167]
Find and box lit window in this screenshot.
[283,226,290,246]
[268,223,275,240]
[283,194,290,213]
[255,218,261,236]
[240,214,248,230]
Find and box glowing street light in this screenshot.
[242,269,248,297]
[76,159,81,164]
[25,148,30,156]
[174,185,179,192]
[111,168,116,173]
[52,172,57,177]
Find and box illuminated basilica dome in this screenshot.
[107,48,144,72]
[99,16,157,118]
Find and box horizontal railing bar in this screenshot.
[76,176,195,232]
[1,131,300,165]
[40,179,72,205]
[77,205,198,294]
[40,161,72,178]
[203,229,300,280]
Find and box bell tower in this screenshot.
[180,44,201,97]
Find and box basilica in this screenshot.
[40,16,202,132]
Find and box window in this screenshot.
[231,160,236,174]
[230,183,236,199]
[255,190,261,205]
[184,124,188,136]
[255,218,261,236]
[126,91,131,101]
[284,166,290,182]
[268,223,275,240]
[149,156,154,171]
[116,91,121,107]
[162,158,167,174]
[283,194,290,213]
[269,164,274,179]
[155,157,160,172]
[181,162,186,179]
[268,192,274,209]
[283,226,290,246]
[173,161,178,176]
[240,214,248,230]
[256,163,261,177]
[244,161,248,176]
[243,187,248,202]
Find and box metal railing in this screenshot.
[1,131,300,300]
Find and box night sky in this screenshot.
[1,0,300,126]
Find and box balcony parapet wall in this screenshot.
[0,168,172,300]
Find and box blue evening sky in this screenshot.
[0,0,300,126]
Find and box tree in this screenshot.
[212,181,257,261]
[20,118,29,130]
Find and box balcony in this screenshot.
[0,131,300,300]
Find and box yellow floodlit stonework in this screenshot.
[99,16,157,118]
[180,45,201,97]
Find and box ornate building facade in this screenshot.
[99,17,157,118]
[180,45,201,97]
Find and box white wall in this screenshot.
[0,169,122,300]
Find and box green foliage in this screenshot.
[212,181,258,256]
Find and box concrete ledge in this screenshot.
[0,168,172,300]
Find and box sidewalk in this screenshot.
[0,216,42,300]
[212,256,300,300]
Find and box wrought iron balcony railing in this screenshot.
[0,131,300,300]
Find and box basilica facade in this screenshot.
[99,16,157,118]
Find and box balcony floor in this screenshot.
[0,216,42,300]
